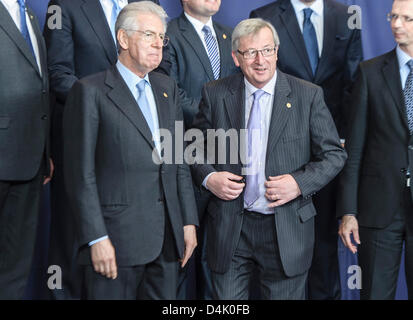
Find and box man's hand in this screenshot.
[90,238,117,279]
[180,225,197,268]
[265,174,301,207]
[338,215,360,254]
[206,171,245,200]
[43,158,54,185]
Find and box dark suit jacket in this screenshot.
[250,0,363,138]
[44,0,158,162]
[158,13,239,128]
[0,3,49,181]
[337,49,413,229]
[63,66,199,266]
[192,72,347,276]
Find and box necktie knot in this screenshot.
[202,25,212,36]
[303,8,313,21]
[111,0,120,11]
[136,80,148,96]
[407,60,413,72]
[253,89,266,102]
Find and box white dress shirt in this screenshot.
[290,0,324,57]
[1,0,42,75]
[99,0,128,28]
[184,12,221,62]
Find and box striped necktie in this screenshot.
[404,60,413,133]
[202,25,220,80]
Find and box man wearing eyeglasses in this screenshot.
[250,0,363,300]
[338,0,413,300]
[62,1,199,300]
[43,0,159,300]
[157,0,239,300]
[191,18,346,299]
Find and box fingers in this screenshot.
[91,239,118,279]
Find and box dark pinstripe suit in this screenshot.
[192,71,347,299]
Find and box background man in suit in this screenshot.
[43,0,159,299]
[250,0,363,299]
[63,1,198,300]
[157,0,238,300]
[191,18,346,299]
[338,0,413,300]
[0,0,52,299]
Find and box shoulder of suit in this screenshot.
[250,1,280,18]
[360,49,395,71]
[212,20,233,34]
[282,71,321,91]
[204,72,242,91]
[77,69,107,88]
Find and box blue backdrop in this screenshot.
[25,0,405,300]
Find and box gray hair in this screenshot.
[231,18,280,52]
[115,1,168,37]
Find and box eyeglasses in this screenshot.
[124,29,169,47]
[387,13,413,24]
[237,47,277,59]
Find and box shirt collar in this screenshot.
[397,45,413,70]
[244,71,278,98]
[184,12,214,35]
[116,60,151,92]
[291,0,324,17]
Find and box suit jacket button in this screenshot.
[41,115,48,120]
[42,90,46,94]
[409,146,413,150]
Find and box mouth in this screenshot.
[253,66,268,74]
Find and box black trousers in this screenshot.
[307,178,341,300]
[211,211,307,300]
[358,187,413,300]
[83,215,180,300]
[0,169,44,299]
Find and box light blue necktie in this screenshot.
[404,60,413,134]
[302,8,319,76]
[17,0,35,58]
[136,80,155,135]
[244,89,266,207]
[110,0,121,44]
[202,25,220,80]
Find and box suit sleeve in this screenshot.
[190,85,217,187]
[173,83,199,227]
[336,66,368,217]
[341,27,363,139]
[63,81,107,247]
[290,86,348,198]
[44,0,78,103]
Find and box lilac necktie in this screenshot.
[244,89,266,207]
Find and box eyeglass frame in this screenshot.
[387,12,413,24]
[236,46,278,59]
[123,28,169,47]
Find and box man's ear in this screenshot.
[118,29,129,51]
[232,51,240,67]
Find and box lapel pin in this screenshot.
[163,92,168,98]
[30,15,33,19]
[286,103,292,108]
[223,34,227,40]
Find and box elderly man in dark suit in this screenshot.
[43,0,159,299]
[250,0,363,299]
[0,0,51,299]
[63,1,198,300]
[338,0,413,300]
[157,0,239,300]
[191,18,346,299]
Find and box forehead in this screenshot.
[135,12,164,31]
[392,0,413,13]
[238,27,274,49]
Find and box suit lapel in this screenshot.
[314,0,336,83]
[0,2,40,75]
[382,49,410,132]
[105,67,157,152]
[149,73,172,132]
[224,74,245,131]
[214,22,232,77]
[27,8,47,81]
[179,14,215,81]
[279,0,313,79]
[81,0,117,64]
[265,71,294,168]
